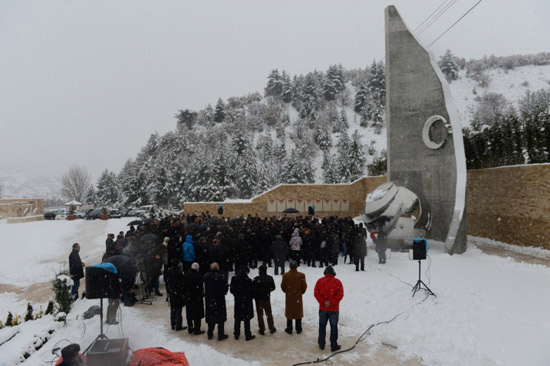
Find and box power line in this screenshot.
[428,0,484,47]
[414,0,453,32]
[417,0,459,36]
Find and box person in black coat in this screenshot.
[252,264,276,335]
[69,243,84,301]
[351,225,367,271]
[203,262,229,341]
[182,262,205,335]
[270,235,288,275]
[164,258,187,331]
[230,267,255,341]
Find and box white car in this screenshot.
[54,209,69,220]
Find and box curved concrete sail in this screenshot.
[385,6,467,254]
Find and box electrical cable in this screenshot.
[416,0,459,36]
[428,0,484,46]
[414,0,453,32]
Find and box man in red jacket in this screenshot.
[314,265,344,352]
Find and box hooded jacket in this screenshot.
[182,235,196,262]
[289,229,302,251]
[314,267,344,312]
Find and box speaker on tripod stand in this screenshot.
[409,238,435,297]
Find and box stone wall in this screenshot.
[0,199,44,221]
[183,164,549,249]
[466,164,549,249]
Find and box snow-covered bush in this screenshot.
[53,272,73,315]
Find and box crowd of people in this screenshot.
[69,212,380,352]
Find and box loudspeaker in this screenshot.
[412,238,427,260]
[308,206,315,215]
[218,205,224,215]
[86,338,129,366]
[85,266,119,300]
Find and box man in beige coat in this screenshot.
[280,260,307,334]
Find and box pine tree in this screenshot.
[438,49,459,83]
[348,131,366,180]
[25,303,33,322]
[354,83,369,114]
[322,151,339,183]
[265,69,283,98]
[322,64,346,101]
[281,71,293,103]
[95,170,120,208]
[300,74,319,120]
[214,98,226,123]
[235,146,259,198]
[175,109,197,131]
[336,131,352,182]
[85,186,99,206]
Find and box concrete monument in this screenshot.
[363,6,467,255]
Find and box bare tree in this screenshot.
[61,165,91,203]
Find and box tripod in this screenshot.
[412,260,435,297]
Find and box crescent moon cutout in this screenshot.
[422,115,449,150]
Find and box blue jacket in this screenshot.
[182,235,196,262]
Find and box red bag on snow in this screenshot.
[128,347,189,366]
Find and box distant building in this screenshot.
[0,199,44,223]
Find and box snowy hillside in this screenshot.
[0,168,62,200]
[449,64,550,128]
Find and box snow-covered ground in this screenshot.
[1,218,550,365]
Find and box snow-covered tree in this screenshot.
[95,169,120,208]
[265,69,283,98]
[438,49,459,83]
[214,98,226,123]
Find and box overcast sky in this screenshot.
[1,0,548,181]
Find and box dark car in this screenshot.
[85,209,103,220]
[109,209,122,219]
[44,212,56,220]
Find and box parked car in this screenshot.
[44,211,56,220]
[76,209,92,219]
[54,209,68,220]
[85,209,103,220]
[109,209,122,219]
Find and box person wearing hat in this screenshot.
[252,264,277,335]
[314,265,344,352]
[183,262,206,335]
[58,343,85,366]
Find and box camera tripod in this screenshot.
[412,260,435,297]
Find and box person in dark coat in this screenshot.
[352,226,367,271]
[182,262,205,335]
[144,241,163,296]
[230,267,256,341]
[252,264,276,335]
[164,258,187,331]
[69,243,85,301]
[203,262,229,341]
[280,260,307,334]
[270,235,288,275]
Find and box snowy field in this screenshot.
[1,218,550,365]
